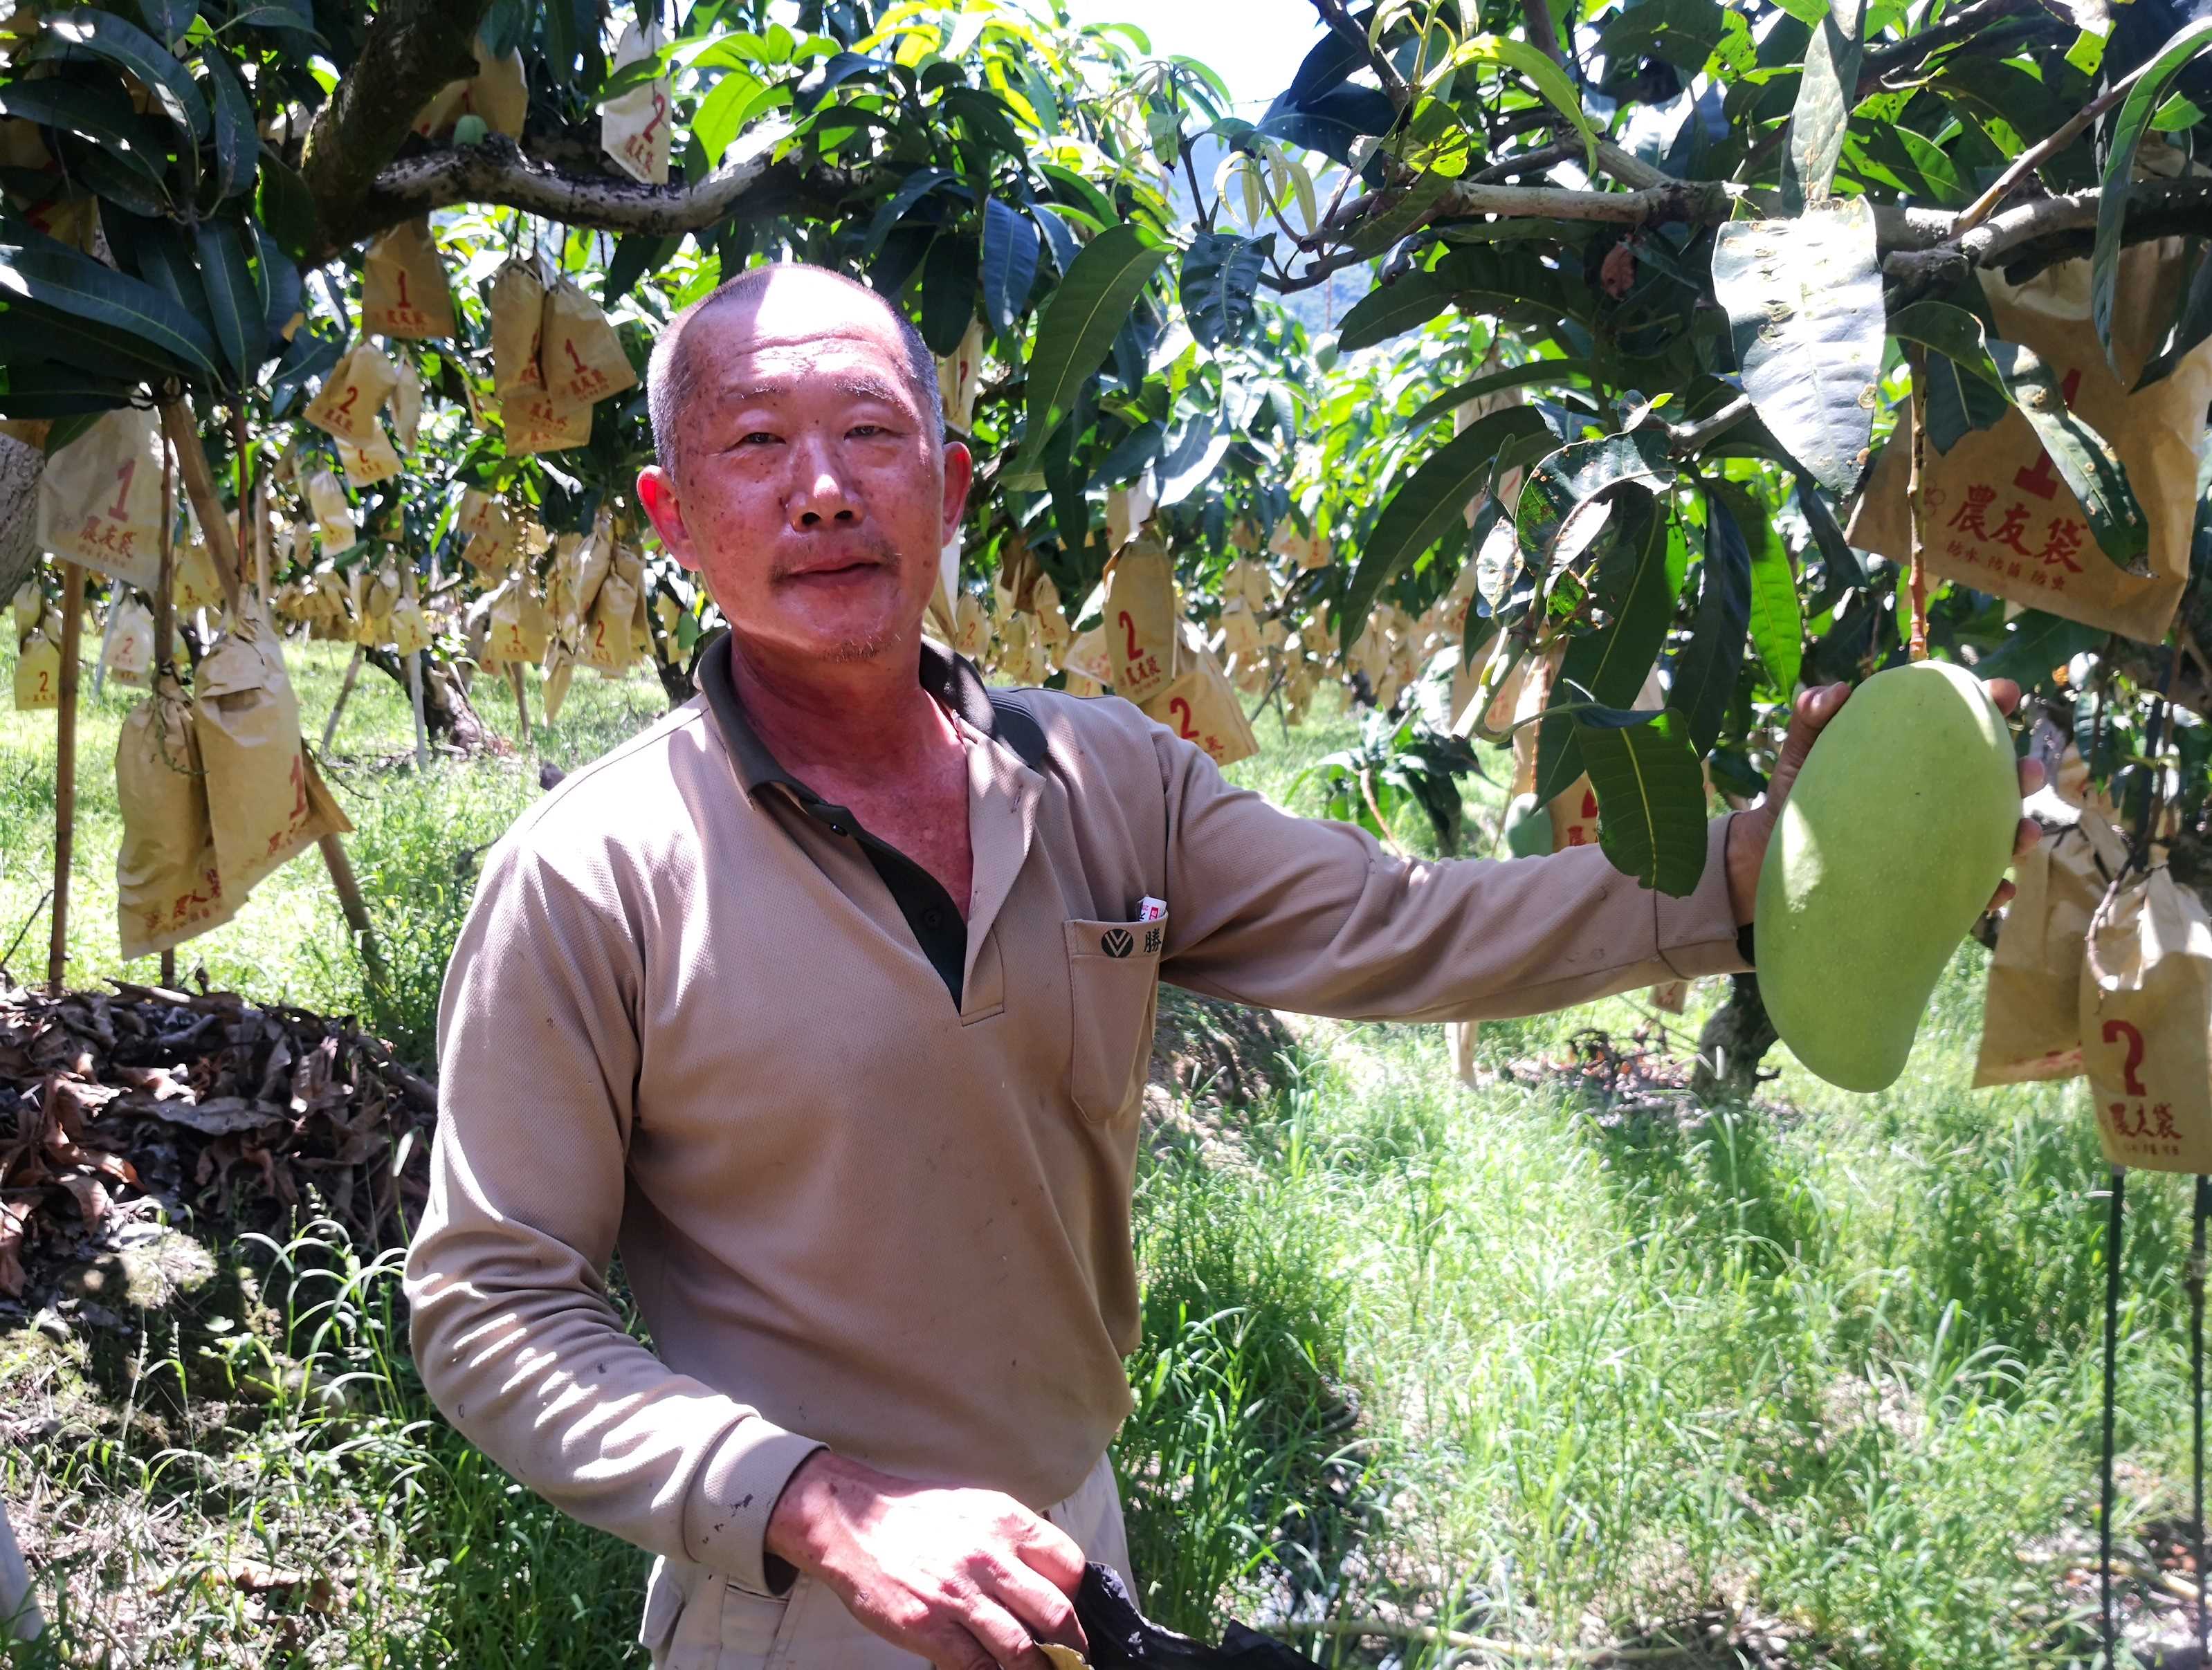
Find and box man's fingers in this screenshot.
[2015,816,2042,860]
[1009,1514,1088,1594]
[2019,755,2047,797]
[988,1559,1087,1655]
[1988,878,2018,913]
[1986,677,2023,717]
[949,1595,1055,1670]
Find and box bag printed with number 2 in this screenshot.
[2081,863,2212,1172]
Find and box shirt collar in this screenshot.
[695,627,1007,801]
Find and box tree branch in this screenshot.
[1854,0,2042,91]
[1877,178,2212,291]
[356,131,864,244]
[300,0,493,255]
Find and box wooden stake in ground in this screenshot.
[401,562,429,771]
[322,643,365,753]
[159,398,385,983]
[46,562,83,995]
[509,660,530,748]
[0,1494,41,1642]
[156,434,176,992]
[1904,345,1932,663]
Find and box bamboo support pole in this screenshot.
[46,563,83,993]
[0,1495,42,1642]
[156,435,176,991]
[160,399,383,980]
[401,563,429,771]
[322,643,365,753]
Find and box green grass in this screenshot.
[1,644,2193,1666]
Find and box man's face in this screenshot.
[637,277,970,666]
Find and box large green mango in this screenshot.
[1755,661,2019,1092]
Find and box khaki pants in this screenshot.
[642,1453,1132,1669]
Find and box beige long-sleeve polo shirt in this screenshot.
[403,637,1751,1598]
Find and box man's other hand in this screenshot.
[1724,677,2045,927]
[763,1449,1088,1669]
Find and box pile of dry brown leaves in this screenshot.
[0,976,435,1303]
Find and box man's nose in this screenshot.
[786,436,860,529]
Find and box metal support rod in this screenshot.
[401,562,429,771]
[2102,1165,2127,1669]
[2194,1175,2209,1662]
[46,563,82,994]
[156,435,176,993]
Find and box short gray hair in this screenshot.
[646,263,944,475]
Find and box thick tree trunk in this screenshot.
[363,649,498,755]
[1690,973,1779,1104]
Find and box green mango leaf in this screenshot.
[1573,705,1710,897]
[2094,17,2212,372]
[1400,359,1595,430]
[1004,221,1166,490]
[981,195,1041,340]
[1514,428,1677,592]
[1988,338,2150,573]
[1724,486,1803,694]
[605,232,676,304]
[1792,468,1865,583]
[1337,269,1451,352]
[2135,240,2212,392]
[1451,33,1598,171]
[51,129,170,217]
[0,218,219,384]
[1537,490,1674,805]
[194,217,262,384]
[1711,198,1883,495]
[918,230,978,356]
[1337,404,1551,652]
[138,0,195,45]
[37,8,209,143]
[1887,298,2010,451]
[1179,229,1270,351]
[257,144,319,259]
[255,225,300,344]
[1780,0,1865,212]
[0,76,170,192]
[1975,608,2107,690]
[0,360,138,416]
[201,46,257,202]
[1667,490,1751,755]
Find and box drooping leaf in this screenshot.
[256,225,300,344]
[1711,199,1883,495]
[2093,17,2212,371]
[605,232,674,304]
[1537,491,1674,804]
[0,219,219,383]
[1975,609,2107,690]
[917,230,978,356]
[980,195,1041,339]
[1346,171,1453,259]
[1573,705,1710,896]
[257,144,318,259]
[1667,490,1751,755]
[194,217,261,384]
[0,76,170,191]
[137,0,195,46]
[0,360,138,416]
[1988,338,2150,573]
[50,129,170,217]
[1721,486,1803,693]
[861,166,958,257]
[1337,269,1451,353]
[1780,0,1865,212]
[1004,221,1166,490]
[1451,33,1600,171]
[2136,239,2212,392]
[36,8,210,143]
[1178,230,1270,351]
[1792,469,1865,583]
[1400,360,1595,430]
[1338,404,1552,651]
[1514,428,1676,591]
[201,45,256,201]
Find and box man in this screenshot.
[404,264,2040,1670]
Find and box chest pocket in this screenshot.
[1063,912,1167,1125]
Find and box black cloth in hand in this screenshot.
[1070,1563,1319,1668]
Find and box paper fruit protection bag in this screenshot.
[1105,535,1177,702]
[360,219,456,339]
[100,595,155,686]
[1975,810,2126,1085]
[192,601,351,901]
[2081,863,2212,1171]
[601,22,672,184]
[1140,648,1258,769]
[116,672,237,960]
[12,587,58,710]
[1849,239,2212,643]
[35,406,164,591]
[303,345,401,447]
[489,259,549,402]
[542,278,639,407]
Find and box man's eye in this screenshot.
[735,431,780,447]
[848,423,886,439]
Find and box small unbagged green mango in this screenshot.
[1755,660,2019,1093]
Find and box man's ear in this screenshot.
[940,441,974,546]
[637,466,700,572]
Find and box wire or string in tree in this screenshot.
[2103,1164,2127,1669]
[2193,1174,2209,1662]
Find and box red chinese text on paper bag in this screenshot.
[1140,650,1258,769]
[2080,863,2212,1173]
[13,606,59,710]
[192,603,352,901]
[503,386,594,457]
[101,595,154,687]
[360,218,456,339]
[542,278,638,407]
[35,406,163,591]
[1105,537,1177,703]
[302,345,400,448]
[116,672,237,960]
[1848,239,2212,643]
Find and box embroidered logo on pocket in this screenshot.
[1100,928,1134,959]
